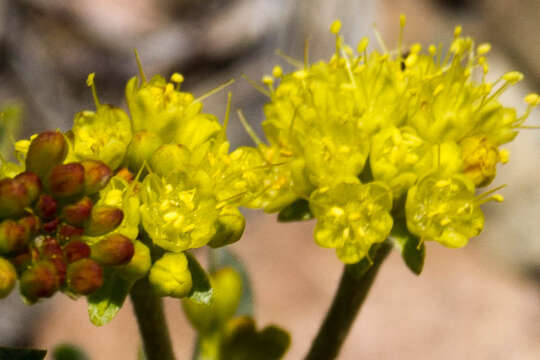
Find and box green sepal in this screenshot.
[209,248,253,316]
[186,252,213,305]
[52,344,89,360]
[391,221,425,275]
[0,347,46,360]
[277,199,313,223]
[87,268,135,326]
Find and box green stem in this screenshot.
[130,277,176,360]
[304,241,392,360]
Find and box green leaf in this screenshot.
[391,222,425,275]
[209,248,254,316]
[0,347,46,360]
[88,269,135,326]
[52,344,89,360]
[277,199,313,222]
[186,252,213,305]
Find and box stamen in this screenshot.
[86,73,101,108]
[194,78,235,103]
[237,109,263,146]
[133,49,147,83]
[241,74,271,98]
[275,50,304,68]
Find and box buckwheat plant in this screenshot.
[0,15,538,360]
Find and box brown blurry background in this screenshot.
[1,0,540,359]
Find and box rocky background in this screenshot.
[1,0,540,358]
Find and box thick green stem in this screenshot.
[130,277,176,360]
[304,242,392,360]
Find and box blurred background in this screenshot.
[1,0,540,358]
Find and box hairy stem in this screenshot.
[304,241,392,360]
[130,277,176,360]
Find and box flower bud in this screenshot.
[460,136,500,187]
[125,130,163,173]
[67,258,103,295]
[25,131,68,180]
[0,257,17,298]
[208,207,246,248]
[117,240,151,281]
[47,163,85,198]
[19,260,60,302]
[63,240,91,263]
[91,234,134,265]
[80,160,112,195]
[49,257,67,285]
[35,194,58,220]
[0,220,30,254]
[36,236,63,259]
[60,197,93,226]
[149,253,192,298]
[115,167,134,182]
[84,206,124,236]
[57,224,84,244]
[18,215,40,237]
[43,218,60,233]
[0,178,31,219]
[14,172,42,203]
[149,144,191,177]
[11,251,33,272]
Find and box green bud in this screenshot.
[117,240,151,281]
[208,207,246,248]
[0,257,17,298]
[20,260,60,302]
[91,234,134,265]
[149,253,192,298]
[35,194,58,220]
[63,240,91,263]
[47,163,85,198]
[48,257,67,285]
[125,130,163,173]
[0,178,31,219]
[14,172,42,204]
[80,160,113,195]
[84,206,124,236]
[149,144,191,177]
[0,220,30,254]
[67,258,103,295]
[60,197,93,226]
[25,131,68,180]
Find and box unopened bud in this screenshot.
[11,251,33,272]
[43,218,60,233]
[125,130,163,173]
[63,240,91,263]
[60,197,93,226]
[208,208,245,248]
[0,178,31,219]
[57,224,84,244]
[67,258,103,295]
[84,206,124,236]
[35,194,58,220]
[149,144,191,176]
[14,172,42,203]
[36,236,63,258]
[25,131,68,180]
[19,260,60,302]
[80,160,112,195]
[18,215,40,237]
[149,253,192,298]
[117,240,151,281]
[0,257,17,298]
[47,163,85,198]
[49,257,67,285]
[91,234,134,265]
[0,220,30,254]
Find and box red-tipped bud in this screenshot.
[11,251,32,272]
[47,163,85,198]
[0,258,17,299]
[0,220,30,254]
[67,258,103,295]
[57,224,84,244]
[49,257,67,285]
[91,234,134,265]
[84,206,124,236]
[0,178,31,219]
[19,260,60,302]
[36,236,63,259]
[63,240,91,263]
[60,197,93,226]
[25,131,68,180]
[14,172,42,204]
[35,194,58,220]
[43,218,60,234]
[80,160,112,195]
[18,215,40,237]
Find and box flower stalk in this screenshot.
[304,241,392,360]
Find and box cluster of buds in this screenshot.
[0,131,134,302]
[243,16,540,263]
